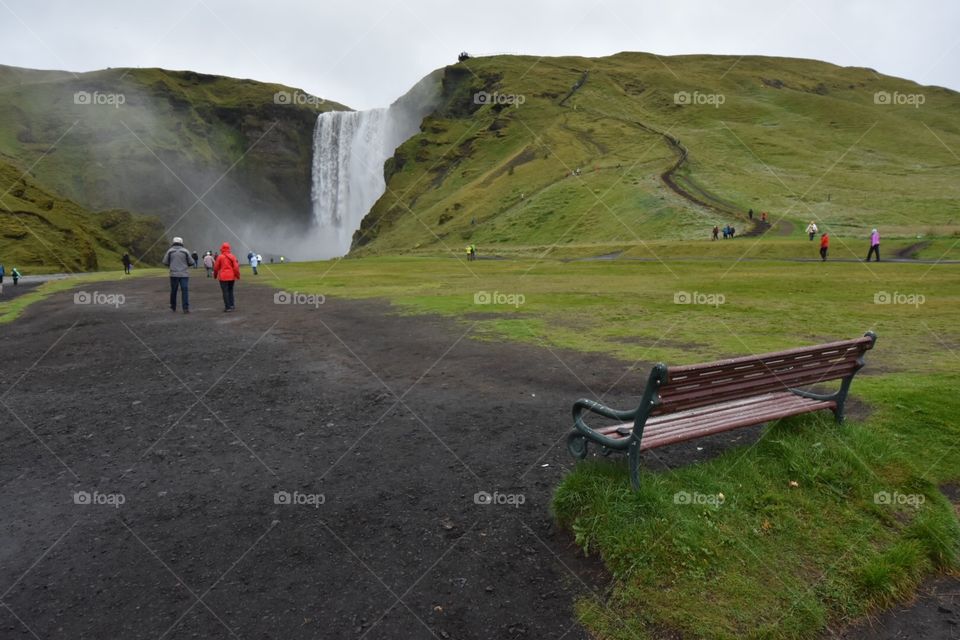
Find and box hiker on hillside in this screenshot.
[712,225,719,241]
[213,242,240,312]
[203,251,215,277]
[11,267,20,285]
[162,236,195,313]
[250,252,259,275]
[866,228,880,262]
[748,209,753,220]
[122,253,132,274]
[819,232,829,261]
[730,226,736,238]
[0,264,5,284]
[806,221,818,241]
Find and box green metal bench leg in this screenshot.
[567,432,589,459]
[628,439,641,490]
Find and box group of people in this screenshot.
[0,264,21,285]
[712,225,736,240]
[162,237,243,313]
[465,244,478,260]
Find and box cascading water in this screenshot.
[311,71,441,257]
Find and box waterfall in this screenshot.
[311,71,441,257]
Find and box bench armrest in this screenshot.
[571,399,637,450]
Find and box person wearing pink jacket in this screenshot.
[866,228,880,262]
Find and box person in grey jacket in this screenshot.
[162,237,195,313]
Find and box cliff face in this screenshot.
[0,154,166,271]
[0,65,350,253]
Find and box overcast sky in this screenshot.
[0,0,956,110]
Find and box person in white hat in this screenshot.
[162,236,195,313]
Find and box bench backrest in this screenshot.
[653,334,876,415]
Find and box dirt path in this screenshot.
[2,276,956,639]
[1,276,635,640]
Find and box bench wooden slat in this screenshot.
[593,392,833,444]
[641,399,836,450]
[658,360,860,412]
[666,337,874,379]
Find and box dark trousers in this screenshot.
[170,277,189,310]
[220,280,236,310]
[124,264,131,274]
[820,247,828,261]
[867,244,880,261]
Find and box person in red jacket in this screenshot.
[213,241,240,311]
[819,232,829,262]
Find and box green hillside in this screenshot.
[354,53,960,257]
[0,65,348,253]
[0,153,165,271]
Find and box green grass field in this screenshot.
[256,253,959,639]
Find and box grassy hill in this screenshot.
[353,53,960,258]
[0,153,165,271]
[0,65,348,258]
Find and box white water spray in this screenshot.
[311,72,441,257]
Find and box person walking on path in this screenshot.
[162,237,195,313]
[748,208,753,220]
[806,221,818,241]
[712,225,719,241]
[122,253,132,275]
[11,267,20,285]
[819,232,829,261]
[250,253,259,275]
[191,251,200,270]
[214,242,240,312]
[866,228,880,262]
[203,251,215,277]
[0,264,5,284]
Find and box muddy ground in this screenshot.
[0,276,956,639]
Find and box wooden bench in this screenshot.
[566,332,877,488]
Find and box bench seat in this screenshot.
[591,391,836,451]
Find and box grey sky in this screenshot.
[1,0,957,110]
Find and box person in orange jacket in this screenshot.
[819,232,829,262]
[213,242,240,311]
